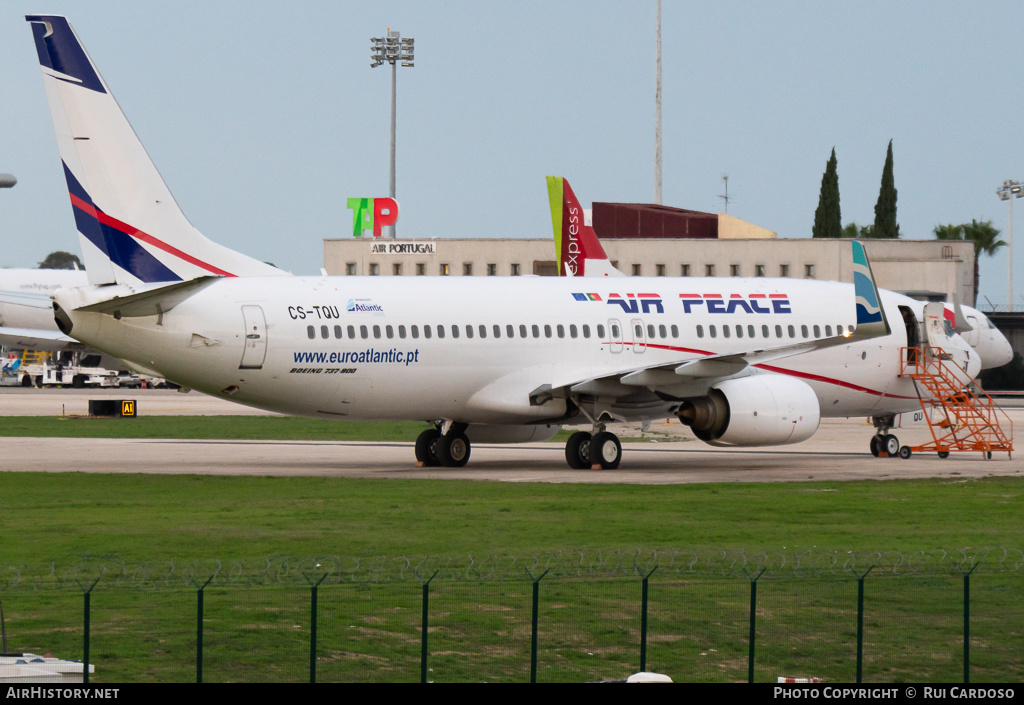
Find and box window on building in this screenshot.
[511,263,521,276]
[440,263,450,276]
[632,264,642,276]
[463,262,473,276]
[705,264,715,277]
[487,263,497,276]
[656,264,666,277]
[416,263,426,276]
[345,262,357,275]
[755,264,765,277]
[393,263,402,276]
[805,264,815,279]
[780,264,790,277]
[369,263,379,276]
[730,264,740,277]
[681,264,691,277]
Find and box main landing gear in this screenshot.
[415,422,471,468]
[564,426,622,470]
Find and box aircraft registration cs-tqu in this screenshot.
[28,16,987,469]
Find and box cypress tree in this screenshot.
[873,140,900,238]
[812,148,841,238]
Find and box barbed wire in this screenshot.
[2,548,1021,591]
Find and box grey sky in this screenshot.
[1,1,1022,306]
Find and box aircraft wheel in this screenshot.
[565,431,592,469]
[414,428,441,467]
[883,434,900,457]
[937,451,950,459]
[899,446,912,459]
[590,431,621,470]
[869,436,881,457]
[437,431,471,468]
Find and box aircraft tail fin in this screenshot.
[26,15,286,286]
[546,176,624,277]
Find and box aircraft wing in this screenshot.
[0,326,80,352]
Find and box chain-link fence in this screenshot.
[2,549,1021,683]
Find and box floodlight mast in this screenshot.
[371,30,414,238]
[997,179,1023,311]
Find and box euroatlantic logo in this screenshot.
[346,299,384,314]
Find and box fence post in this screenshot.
[527,568,550,684]
[420,570,439,684]
[745,567,766,684]
[304,569,329,684]
[192,576,214,684]
[849,566,874,684]
[75,578,101,685]
[639,566,658,673]
[962,563,978,684]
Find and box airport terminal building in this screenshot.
[324,203,975,305]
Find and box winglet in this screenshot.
[949,294,974,335]
[850,241,891,339]
[546,176,624,277]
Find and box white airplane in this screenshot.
[28,15,981,469]
[0,268,87,351]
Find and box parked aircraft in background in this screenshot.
[28,16,981,469]
[0,268,86,351]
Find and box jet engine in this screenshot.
[676,375,820,447]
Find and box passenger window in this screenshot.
[423,325,430,339]
[748,325,755,338]
[611,323,620,337]
[813,325,820,337]
[348,325,356,339]
[709,325,717,338]
[735,325,743,338]
[801,325,809,338]
[506,324,514,338]
[411,325,419,339]
[520,324,527,338]
[437,325,445,339]
[635,324,643,337]
[386,325,394,339]
[775,325,783,338]
[532,325,540,338]
[557,324,565,338]
[452,325,460,338]
[788,325,795,338]
[582,324,590,338]
[647,324,655,338]
[360,325,368,340]
[659,324,666,338]
[372,325,380,339]
[671,325,678,338]
[493,325,501,338]
[544,324,552,338]
[465,325,473,339]
[306,325,315,340]
[723,325,731,339]
[761,325,769,338]
[697,325,704,338]
[570,324,578,338]
[334,325,342,339]
[399,325,407,339]
[597,324,606,338]
[825,325,832,337]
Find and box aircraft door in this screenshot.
[631,318,646,353]
[964,315,981,347]
[240,305,268,369]
[608,319,623,353]
[923,302,952,350]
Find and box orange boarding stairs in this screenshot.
[899,346,1013,459]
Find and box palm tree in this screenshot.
[934,219,1006,301]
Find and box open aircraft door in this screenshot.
[923,302,953,350]
[240,305,267,369]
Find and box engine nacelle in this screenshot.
[676,375,820,447]
[465,424,561,444]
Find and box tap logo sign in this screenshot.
[347,198,400,237]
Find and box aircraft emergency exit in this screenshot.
[28,16,981,469]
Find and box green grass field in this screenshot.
[1,416,1021,682]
